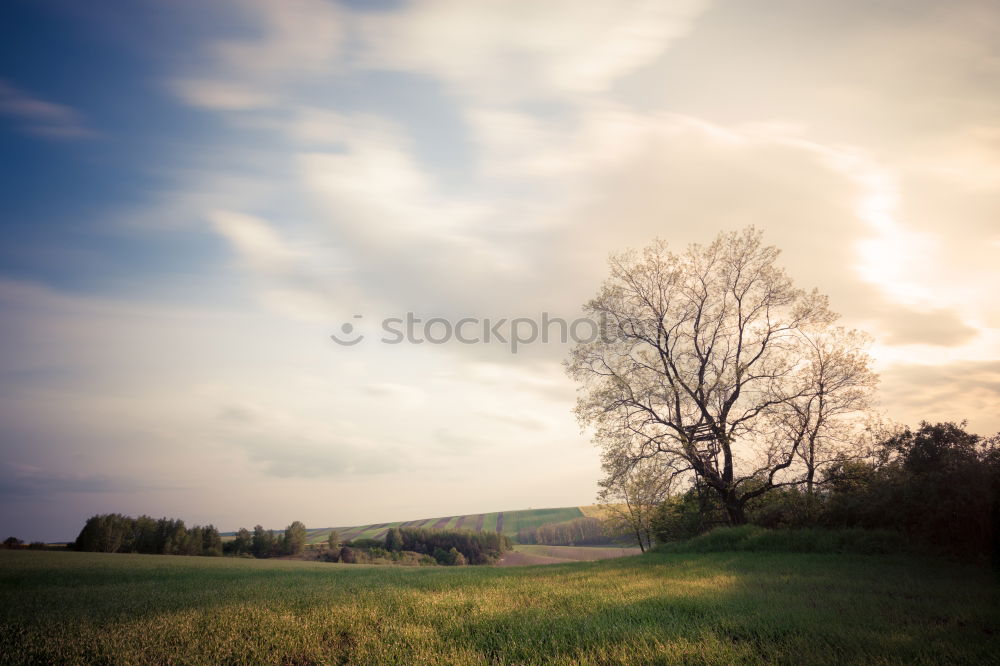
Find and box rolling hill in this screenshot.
[300,506,589,544]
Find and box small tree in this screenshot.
[3,536,23,549]
[232,527,252,555]
[251,525,274,558]
[598,457,677,551]
[385,527,403,552]
[768,327,877,501]
[327,530,340,551]
[283,521,307,555]
[202,525,223,556]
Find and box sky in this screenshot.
[1,0,999,542]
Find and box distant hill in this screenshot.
[301,506,590,544]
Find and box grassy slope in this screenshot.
[498,545,642,566]
[2,550,997,664]
[303,506,587,544]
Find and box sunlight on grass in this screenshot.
[2,550,998,664]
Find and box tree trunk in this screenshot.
[724,495,747,525]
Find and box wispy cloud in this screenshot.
[356,0,710,100]
[0,463,144,498]
[0,79,93,138]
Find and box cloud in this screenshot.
[240,439,403,477]
[170,0,346,111]
[357,0,710,100]
[879,306,978,347]
[0,79,92,138]
[211,0,345,77]
[880,360,1000,434]
[0,463,144,499]
[477,411,547,431]
[209,210,302,273]
[171,79,276,111]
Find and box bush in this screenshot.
[651,487,725,544]
[347,538,383,550]
[655,526,909,555]
[820,422,1000,558]
[389,550,437,566]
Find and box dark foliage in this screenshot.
[385,527,404,552]
[821,421,999,558]
[396,527,511,565]
[651,483,727,544]
[73,514,223,556]
[652,422,1000,561]
[346,537,384,550]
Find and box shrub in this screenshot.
[655,526,909,555]
[347,538,383,550]
[651,487,725,544]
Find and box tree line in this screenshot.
[517,517,610,546]
[382,527,512,564]
[68,516,512,566]
[222,522,308,558]
[72,515,310,558]
[2,537,49,550]
[73,514,224,556]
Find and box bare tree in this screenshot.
[598,455,680,551]
[768,327,878,498]
[567,228,876,524]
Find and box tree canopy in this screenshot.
[568,228,877,524]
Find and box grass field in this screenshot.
[2,549,997,664]
[300,506,589,544]
[498,545,642,566]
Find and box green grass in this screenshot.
[3,549,997,664]
[482,512,498,532]
[499,507,585,536]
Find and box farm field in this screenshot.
[298,506,588,544]
[2,549,998,664]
